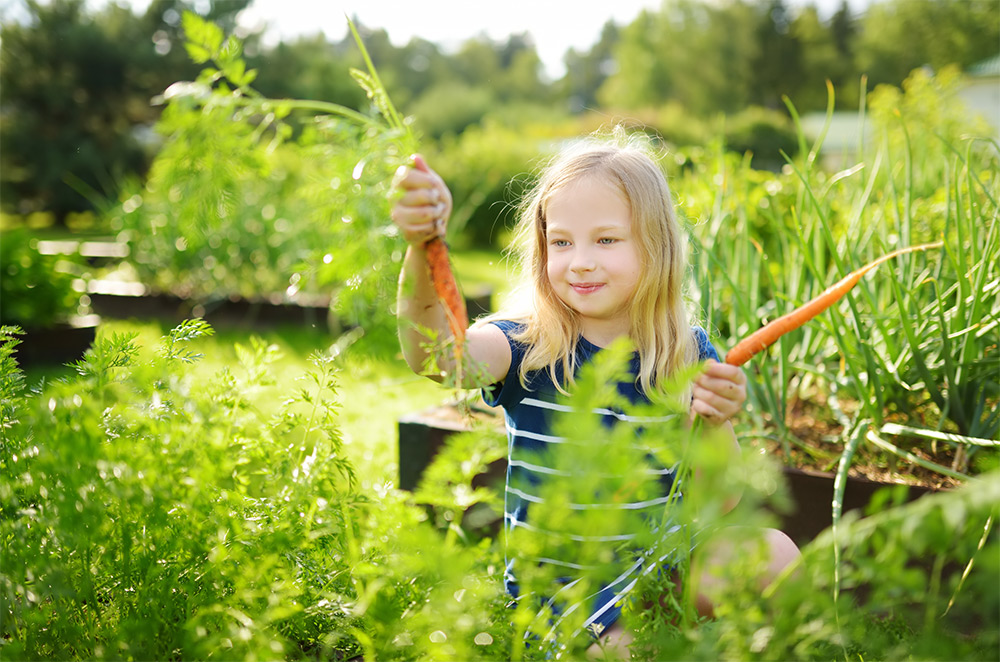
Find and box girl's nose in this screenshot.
[569,248,596,273]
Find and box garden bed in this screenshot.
[761,393,968,491]
[11,314,100,368]
[85,277,493,328]
[86,278,333,328]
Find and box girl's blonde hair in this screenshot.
[479,128,697,395]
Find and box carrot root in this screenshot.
[425,235,468,363]
[725,241,943,366]
[408,155,468,377]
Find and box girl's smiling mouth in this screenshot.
[571,282,605,294]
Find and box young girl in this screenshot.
[390,133,799,654]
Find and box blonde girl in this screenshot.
[390,131,799,655]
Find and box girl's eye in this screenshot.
[551,239,570,247]
[598,237,618,245]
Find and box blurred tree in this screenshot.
[0,0,248,222]
[696,0,759,113]
[452,38,503,88]
[409,81,496,138]
[829,0,855,60]
[827,0,861,108]
[561,21,620,112]
[499,44,547,102]
[408,32,548,138]
[2,0,139,219]
[855,0,1000,88]
[749,0,805,110]
[393,37,453,103]
[597,1,759,115]
[788,5,858,110]
[596,9,672,110]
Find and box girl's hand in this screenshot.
[692,360,747,426]
[390,154,453,245]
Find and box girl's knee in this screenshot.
[763,527,800,580]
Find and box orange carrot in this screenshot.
[425,234,468,350]
[725,241,943,366]
[410,154,468,371]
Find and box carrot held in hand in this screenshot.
[725,241,944,366]
[410,155,468,363]
[424,235,468,351]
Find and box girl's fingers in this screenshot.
[396,159,452,202]
[390,206,439,225]
[390,157,453,244]
[700,359,747,383]
[398,188,442,207]
[390,205,443,243]
[695,361,746,400]
[692,367,745,424]
[693,386,737,419]
[691,400,722,424]
[391,199,446,226]
[694,379,745,405]
[391,165,430,201]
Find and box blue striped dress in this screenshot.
[483,320,719,639]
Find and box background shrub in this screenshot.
[0,230,81,328]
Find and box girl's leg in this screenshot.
[584,527,799,658]
[691,526,800,617]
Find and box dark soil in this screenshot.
[756,395,966,492]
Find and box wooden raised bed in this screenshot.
[40,239,495,329]
[86,278,493,330]
[398,402,507,492]
[12,315,100,368]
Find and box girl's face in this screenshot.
[544,175,641,345]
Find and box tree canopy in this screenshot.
[1,0,996,220]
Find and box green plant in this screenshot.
[109,13,410,350]
[682,69,999,475]
[2,320,352,658]
[0,318,503,660]
[0,229,82,327]
[2,312,997,660]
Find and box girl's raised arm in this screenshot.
[391,156,511,386]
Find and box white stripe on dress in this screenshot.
[529,521,692,640]
[507,423,567,444]
[506,485,681,511]
[579,529,693,631]
[505,514,638,542]
[508,458,570,476]
[522,397,680,424]
[533,556,597,570]
[508,459,679,480]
